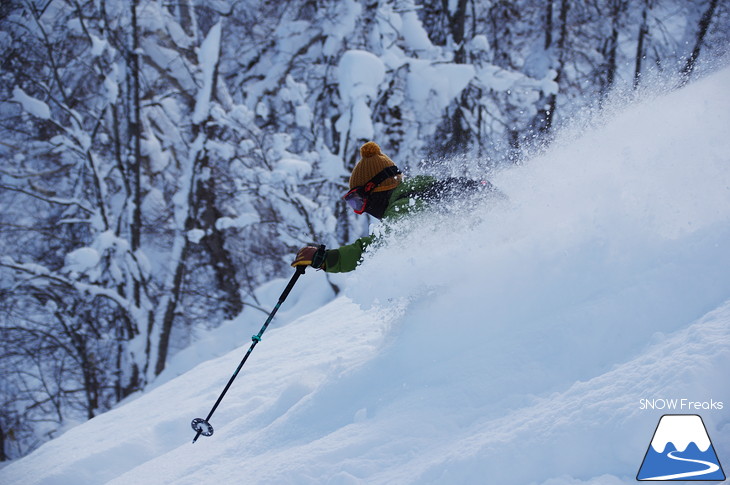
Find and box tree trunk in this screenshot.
[531,0,554,134]
[197,152,243,318]
[681,0,719,85]
[544,0,569,133]
[545,0,553,50]
[130,0,143,308]
[442,0,471,152]
[601,0,623,102]
[155,239,191,376]
[446,0,469,63]
[0,425,6,462]
[634,0,649,89]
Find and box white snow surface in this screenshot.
[337,50,385,103]
[192,22,222,124]
[2,69,730,485]
[400,10,437,54]
[12,86,51,119]
[337,49,386,140]
[63,247,101,274]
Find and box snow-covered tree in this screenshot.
[1,0,727,461]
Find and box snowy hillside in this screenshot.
[2,68,729,485]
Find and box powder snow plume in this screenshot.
[2,68,730,485]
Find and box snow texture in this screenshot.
[2,67,729,485]
[337,49,386,140]
[192,22,222,124]
[63,247,101,274]
[12,86,51,119]
[407,60,475,112]
[400,10,436,54]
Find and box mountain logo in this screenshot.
[637,414,726,481]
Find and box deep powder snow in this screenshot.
[2,68,729,485]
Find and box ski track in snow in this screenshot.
[2,68,730,485]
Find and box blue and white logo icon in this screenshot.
[637,414,725,481]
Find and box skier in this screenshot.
[292,141,495,273]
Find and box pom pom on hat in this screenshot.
[349,141,402,192]
[360,141,381,158]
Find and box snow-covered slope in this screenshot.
[2,69,730,485]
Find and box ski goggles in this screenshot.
[343,186,368,214]
[342,166,401,214]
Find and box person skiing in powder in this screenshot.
[292,141,496,273]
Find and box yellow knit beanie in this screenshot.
[349,141,402,192]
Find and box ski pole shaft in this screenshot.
[192,266,305,443]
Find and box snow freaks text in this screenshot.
[639,399,724,411]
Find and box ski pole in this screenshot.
[191,265,306,443]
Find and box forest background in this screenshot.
[0,0,728,461]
